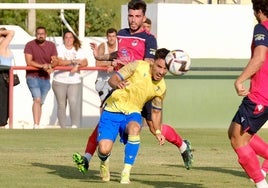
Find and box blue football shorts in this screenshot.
[97,110,142,144]
[232,97,268,134]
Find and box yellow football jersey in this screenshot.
[104,60,166,114]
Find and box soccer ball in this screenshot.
[165,49,191,76]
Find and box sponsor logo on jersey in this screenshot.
[254,34,265,41]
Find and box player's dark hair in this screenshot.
[252,0,268,17]
[106,28,117,36]
[128,0,147,15]
[154,48,170,61]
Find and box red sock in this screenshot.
[262,160,268,173]
[249,135,268,173]
[161,124,183,149]
[85,125,98,156]
[235,145,264,183]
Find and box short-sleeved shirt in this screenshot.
[103,60,166,114]
[53,44,87,84]
[24,40,57,79]
[117,28,157,62]
[248,20,268,105]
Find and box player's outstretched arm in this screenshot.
[151,108,165,145]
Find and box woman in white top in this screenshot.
[52,31,88,128]
[0,27,15,127]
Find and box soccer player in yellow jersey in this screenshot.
[97,48,168,184]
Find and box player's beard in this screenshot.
[129,21,142,33]
[130,25,142,33]
[36,38,45,44]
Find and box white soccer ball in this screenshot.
[165,49,191,76]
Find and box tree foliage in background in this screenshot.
[0,0,116,36]
[63,0,116,36]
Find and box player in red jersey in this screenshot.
[228,1,268,187]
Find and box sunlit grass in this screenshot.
[0,128,262,188]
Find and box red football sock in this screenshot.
[235,145,264,183]
[161,124,183,149]
[85,125,98,156]
[262,160,268,173]
[249,135,268,173]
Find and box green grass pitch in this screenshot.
[1,58,263,188]
[0,128,265,188]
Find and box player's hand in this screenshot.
[234,81,249,96]
[107,65,114,73]
[116,80,129,89]
[111,60,118,67]
[156,134,165,145]
[116,59,128,66]
[70,65,79,73]
[90,42,98,57]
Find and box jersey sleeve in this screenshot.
[253,24,268,47]
[117,61,139,80]
[145,35,157,59]
[24,42,32,54]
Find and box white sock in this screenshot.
[262,169,267,177]
[85,153,92,162]
[256,179,268,188]
[179,142,187,153]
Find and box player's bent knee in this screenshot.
[98,140,113,155]
[127,122,141,135]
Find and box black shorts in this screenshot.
[141,100,152,121]
[232,97,268,134]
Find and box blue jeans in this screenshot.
[26,76,51,104]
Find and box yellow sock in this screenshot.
[123,164,132,174]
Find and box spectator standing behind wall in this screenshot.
[0,28,15,127]
[24,26,58,129]
[94,28,118,104]
[51,30,88,128]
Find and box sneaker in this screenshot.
[33,124,39,129]
[72,152,89,174]
[100,159,110,182]
[181,140,193,170]
[120,171,130,184]
[71,125,78,129]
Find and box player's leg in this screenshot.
[97,110,121,182]
[228,122,267,187]
[142,100,193,169]
[120,113,142,184]
[161,123,193,169]
[262,160,268,175]
[249,135,268,177]
[82,87,112,161]
[73,125,98,173]
[161,123,183,149]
